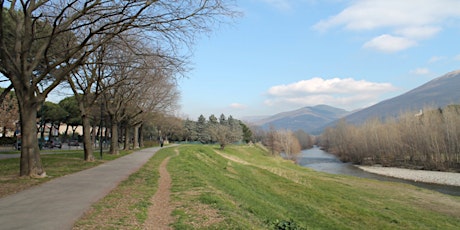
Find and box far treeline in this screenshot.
[174,114,315,156]
[320,105,460,172]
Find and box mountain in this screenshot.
[247,70,460,134]
[248,105,350,134]
[342,70,460,124]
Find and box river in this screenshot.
[298,147,460,196]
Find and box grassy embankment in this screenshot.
[0,149,131,198]
[75,144,460,229]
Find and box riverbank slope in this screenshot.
[75,145,460,229]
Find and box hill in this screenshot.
[75,145,460,229]
[343,70,460,124]
[247,104,350,134]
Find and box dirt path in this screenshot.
[144,151,177,229]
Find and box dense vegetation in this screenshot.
[75,144,460,229]
[183,114,248,149]
[320,105,460,172]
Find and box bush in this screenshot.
[268,219,306,230]
[0,137,17,145]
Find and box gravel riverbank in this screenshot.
[356,166,460,187]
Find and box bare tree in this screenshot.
[0,1,237,176]
[208,124,231,150]
[320,106,460,171]
[104,47,180,153]
[294,129,314,150]
[69,35,149,157]
[122,76,179,150]
[264,125,281,156]
[277,129,301,161]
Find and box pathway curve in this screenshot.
[144,149,178,229]
[0,147,161,230]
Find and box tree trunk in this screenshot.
[110,121,119,155]
[124,126,130,150]
[91,125,96,147]
[40,122,45,144]
[133,124,140,149]
[65,124,70,138]
[19,100,46,177]
[72,126,78,138]
[139,124,144,148]
[104,127,109,149]
[49,123,54,139]
[82,115,95,161]
[54,123,61,137]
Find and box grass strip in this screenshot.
[73,147,171,229]
[0,150,131,198]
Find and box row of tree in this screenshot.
[320,105,460,172]
[1,89,312,160]
[0,1,238,177]
[183,114,250,149]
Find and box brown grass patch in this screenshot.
[179,202,224,228]
[73,186,145,229]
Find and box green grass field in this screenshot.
[0,150,131,198]
[75,144,460,229]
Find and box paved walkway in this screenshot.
[0,147,162,230]
[0,151,71,160]
[0,153,19,159]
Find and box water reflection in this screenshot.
[299,147,460,196]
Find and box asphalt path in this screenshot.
[0,147,163,230]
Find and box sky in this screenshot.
[178,0,460,120]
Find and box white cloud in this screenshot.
[363,34,417,53]
[428,56,446,63]
[313,0,460,52]
[410,68,430,75]
[395,26,441,39]
[229,103,247,109]
[265,77,396,109]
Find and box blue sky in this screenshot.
[179,0,460,120]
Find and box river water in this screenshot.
[298,147,460,196]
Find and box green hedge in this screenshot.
[0,137,17,145]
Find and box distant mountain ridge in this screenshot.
[248,105,350,134]
[248,70,460,134]
[342,70,460,124]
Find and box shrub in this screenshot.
[0,137,17,145]
[268,218,306,230]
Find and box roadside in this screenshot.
[0,143,84,160]
[357,165,460,187]
[0,147,161,230]
[0,152,19,159]
[0,150,78,160]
